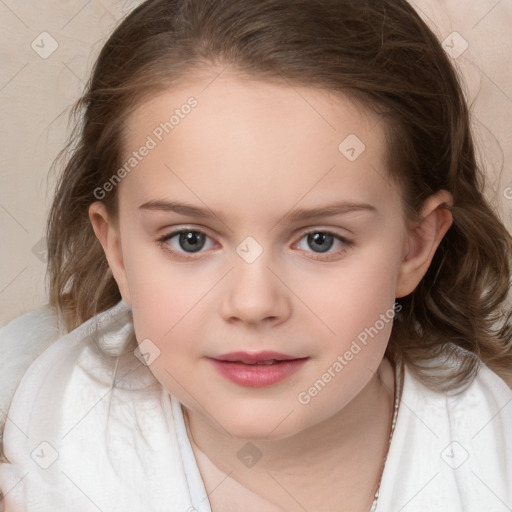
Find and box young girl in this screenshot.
[1,0,512,510]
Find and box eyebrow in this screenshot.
[139,199,376,223]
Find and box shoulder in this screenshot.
[456,362,512,414]
[0,302,201,511]
[377,355,512,510]
[0,306,62,450]
[0,305,62,354]
[442,361,512,464]
[401,355,512,455]
[0,305,62,367]
[404,356,512,434]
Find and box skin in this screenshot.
[89,68,453,511]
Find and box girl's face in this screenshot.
[91,70,450,440]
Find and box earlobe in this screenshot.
[88,202,131,305]
[395,190,453,298]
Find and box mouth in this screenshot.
[207,352,309,387]
[212,350,306,364]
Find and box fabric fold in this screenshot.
[0,301,211,512]
[1,301,511,511]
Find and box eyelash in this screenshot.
[156,227,353,262]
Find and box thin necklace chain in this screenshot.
[369,355,404,512]
[183,355,404,512]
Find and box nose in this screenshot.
[220,251,292,326]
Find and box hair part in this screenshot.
[47,0,512,391]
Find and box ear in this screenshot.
[88,201,131,305]
[395,190,453,298]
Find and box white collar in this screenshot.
[2,300,511,511]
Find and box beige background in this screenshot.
[1,0,511,326]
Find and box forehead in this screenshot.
[118,71,400,219]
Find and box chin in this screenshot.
[216,409,308,442]
[231,426,292,442]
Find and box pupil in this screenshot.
[179,232,205,252]
[308,232,333,253]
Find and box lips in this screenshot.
[207,350,309,387]
[212,350,305,364]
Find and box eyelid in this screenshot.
[295,226,351,241]
[157,224,213,239]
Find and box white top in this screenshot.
[1,301,511,511]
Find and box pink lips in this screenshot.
[208,351,309,387]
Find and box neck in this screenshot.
[183,356,396,511]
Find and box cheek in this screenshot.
[121,222,403,352]
[293,258,400,420]
[298,249,401,340]
[120,236,217,370]
[120,236,180,336]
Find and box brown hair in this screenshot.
[47,0,512,391]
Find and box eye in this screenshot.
[294,230,352,260]
[157,228,216,260]
[157,227,353,262]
